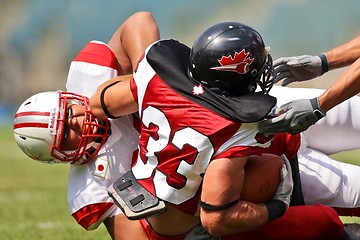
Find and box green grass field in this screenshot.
[0,126,109,240]
[1,125,360,239]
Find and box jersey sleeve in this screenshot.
[71,202,120,230]
[130,78,138,104]
[66,40,118,97]
[67,157,122,231]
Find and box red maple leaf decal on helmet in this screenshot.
[211,49,254,74]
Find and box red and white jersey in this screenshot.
[130,39,300,215]
[66,41,139,230]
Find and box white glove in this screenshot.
[272,154,293,207]
[273,54,329,86]
[259,97,326,135]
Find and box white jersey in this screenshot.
[65,41,139,230]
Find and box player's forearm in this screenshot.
[319,57,360,112]
[90,78,137,119]
[222,201,269,233]
[201,201,268,236]
[325,35,360,70]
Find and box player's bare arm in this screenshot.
[326,35,360,70]
[200,155,288,236]
[104,214,148,240]
[273,34,360,111]
[90,78,137,119]
[146,204,201,236]
[319,57,360,112]
[318,35,360,112]
[108,11,160,75]
[273,35,360,87]
[200,156,263,235]
[96,74,132,92]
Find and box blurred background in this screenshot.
[1,1,360,239]
[1,0,360,126]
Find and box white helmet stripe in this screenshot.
[14,111,51,129]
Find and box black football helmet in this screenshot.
[188,21,274,97]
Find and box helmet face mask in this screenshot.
[51,92,110,164]
[14,91,110,165]
[189,21,275,97]
[256,52,275,94]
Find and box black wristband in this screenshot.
[318,53,329,75]
[310,97,326,120]
[100,80,121,119]
[264,200,287,222]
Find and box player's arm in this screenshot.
[318,56,360,112]
[200,155,292,236]
[273,35,360,86]
[96,75,132,90]
[103,215,148,240]
[89,78,137,119]
[326,35,360,70]
[107,11,160,75]
[317,35,360,112]
[200,156,267,235]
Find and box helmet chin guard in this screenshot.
[14,91,110,165]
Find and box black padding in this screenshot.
[289,155,305,206]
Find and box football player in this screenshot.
[89,21,349,239]
[13,11,160,240]
[13,14,357,239]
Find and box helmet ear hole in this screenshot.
[13,91,61,163]
[251,69,258,77]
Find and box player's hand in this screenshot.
[272,155,293,207]
[258,97,326,135]
[273,54,329,86]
